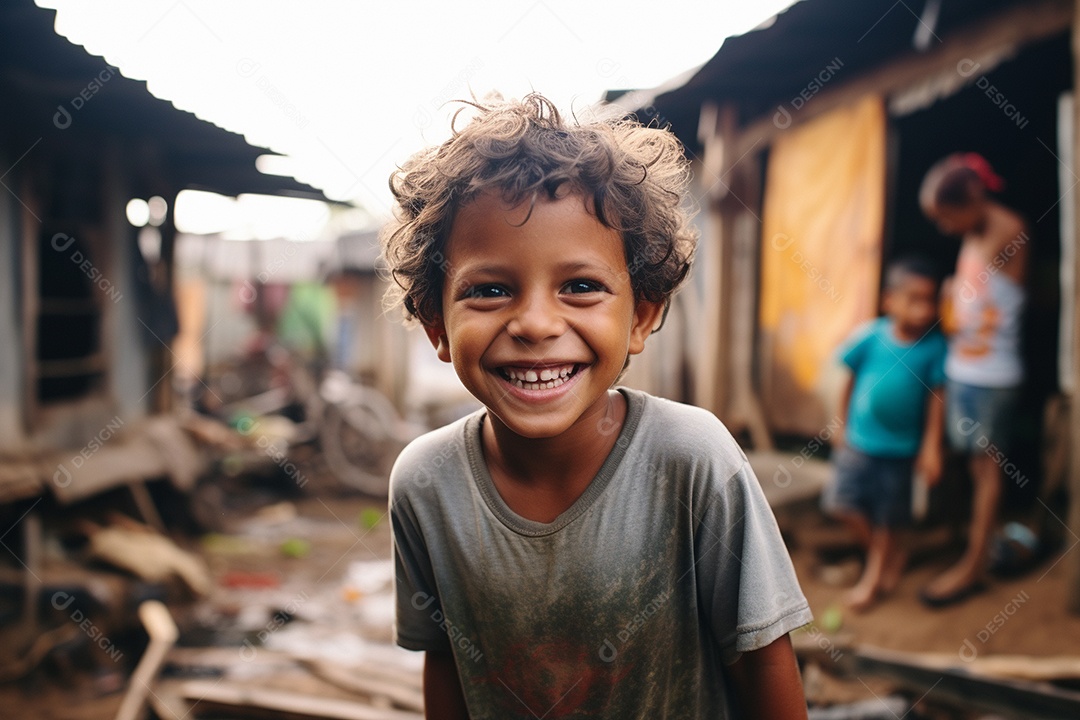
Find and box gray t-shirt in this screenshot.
[391,387,812,718]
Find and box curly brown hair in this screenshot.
[379,93,697,326]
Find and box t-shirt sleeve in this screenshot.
[695,459,813,665]
[390,486,452,654]
[837,321,875,371]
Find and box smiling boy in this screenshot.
[383,94,812,719]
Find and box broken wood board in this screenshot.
[86,523,211,596]
[165,646,421,689]
[302,659,423,712]
[114,600,179,720]
[51,415,204,504]
[173,679,422,720]
[864,650,1080,683]
[853,645,1080,719]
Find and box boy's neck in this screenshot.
[480,389,627,522]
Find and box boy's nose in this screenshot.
[506,294,566,342]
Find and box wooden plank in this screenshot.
[872,652,1080,683]
[692,102,727,419]
[1069,0,1080,616]
[735,0,1073,157]
[302,660,424,712]
[175,679,422,720]
[19,175,40,431]
[165,646,422,690]
[36,353,107,378]
[853,646,1080,719]
[114,600,179,720]
[725,140,773,451]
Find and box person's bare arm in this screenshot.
[917,387,945,486]
[833,372,854,449]
[727,634,808,719]
[424,651,469,720]
[988,205,1030,284]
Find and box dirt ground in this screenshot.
[781,502,1080,658]
[2,477,1078,718]
[779,497,1080,717]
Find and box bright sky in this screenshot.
[38,0,796,238]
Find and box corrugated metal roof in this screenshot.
[0,0,328,200]
[629,0,1027,147]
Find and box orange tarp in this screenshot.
[758,95,886,435]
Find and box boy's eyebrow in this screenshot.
[452,259,619,278]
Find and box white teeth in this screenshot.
[501,364,578,390]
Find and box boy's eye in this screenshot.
[563,279,604,294]
[465,284,507,300]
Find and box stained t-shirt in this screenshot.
[946,249,1025,387]
[390,387,812,719]
[840,317,948,458]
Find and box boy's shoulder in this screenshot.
[626,388,747,474]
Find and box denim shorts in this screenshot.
[822,446,913,528]
[945,379,1020,455]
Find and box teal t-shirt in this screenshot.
[841,317,947,457]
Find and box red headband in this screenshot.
[962,153,1005,193]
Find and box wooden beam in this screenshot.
[19,174,39,433]
[1068,0,1080,615]
[853,646,1080,718]
[735,0,1073,157]
[696,101,774,448]
[724,144,774,451]
[692,102,728,418]
[175,679,423,720]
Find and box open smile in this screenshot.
[496,363,584,391]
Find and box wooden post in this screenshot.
[694,102,729,420]
[724,142,774,452]
[1068,0,1080,614]
[696,102,774,449]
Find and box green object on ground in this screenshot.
[359,508,383,530]
[821,605,843,633]
[280,537,311,558]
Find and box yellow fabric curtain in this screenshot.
[758,95,886,435]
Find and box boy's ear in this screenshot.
[628,300,666,355]
[423,318,453,363]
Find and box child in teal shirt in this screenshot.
[823,257,947,611]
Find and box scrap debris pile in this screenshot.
[0,351,427,718]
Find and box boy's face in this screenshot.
[424,188,663,440]
[884,274,938,336]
